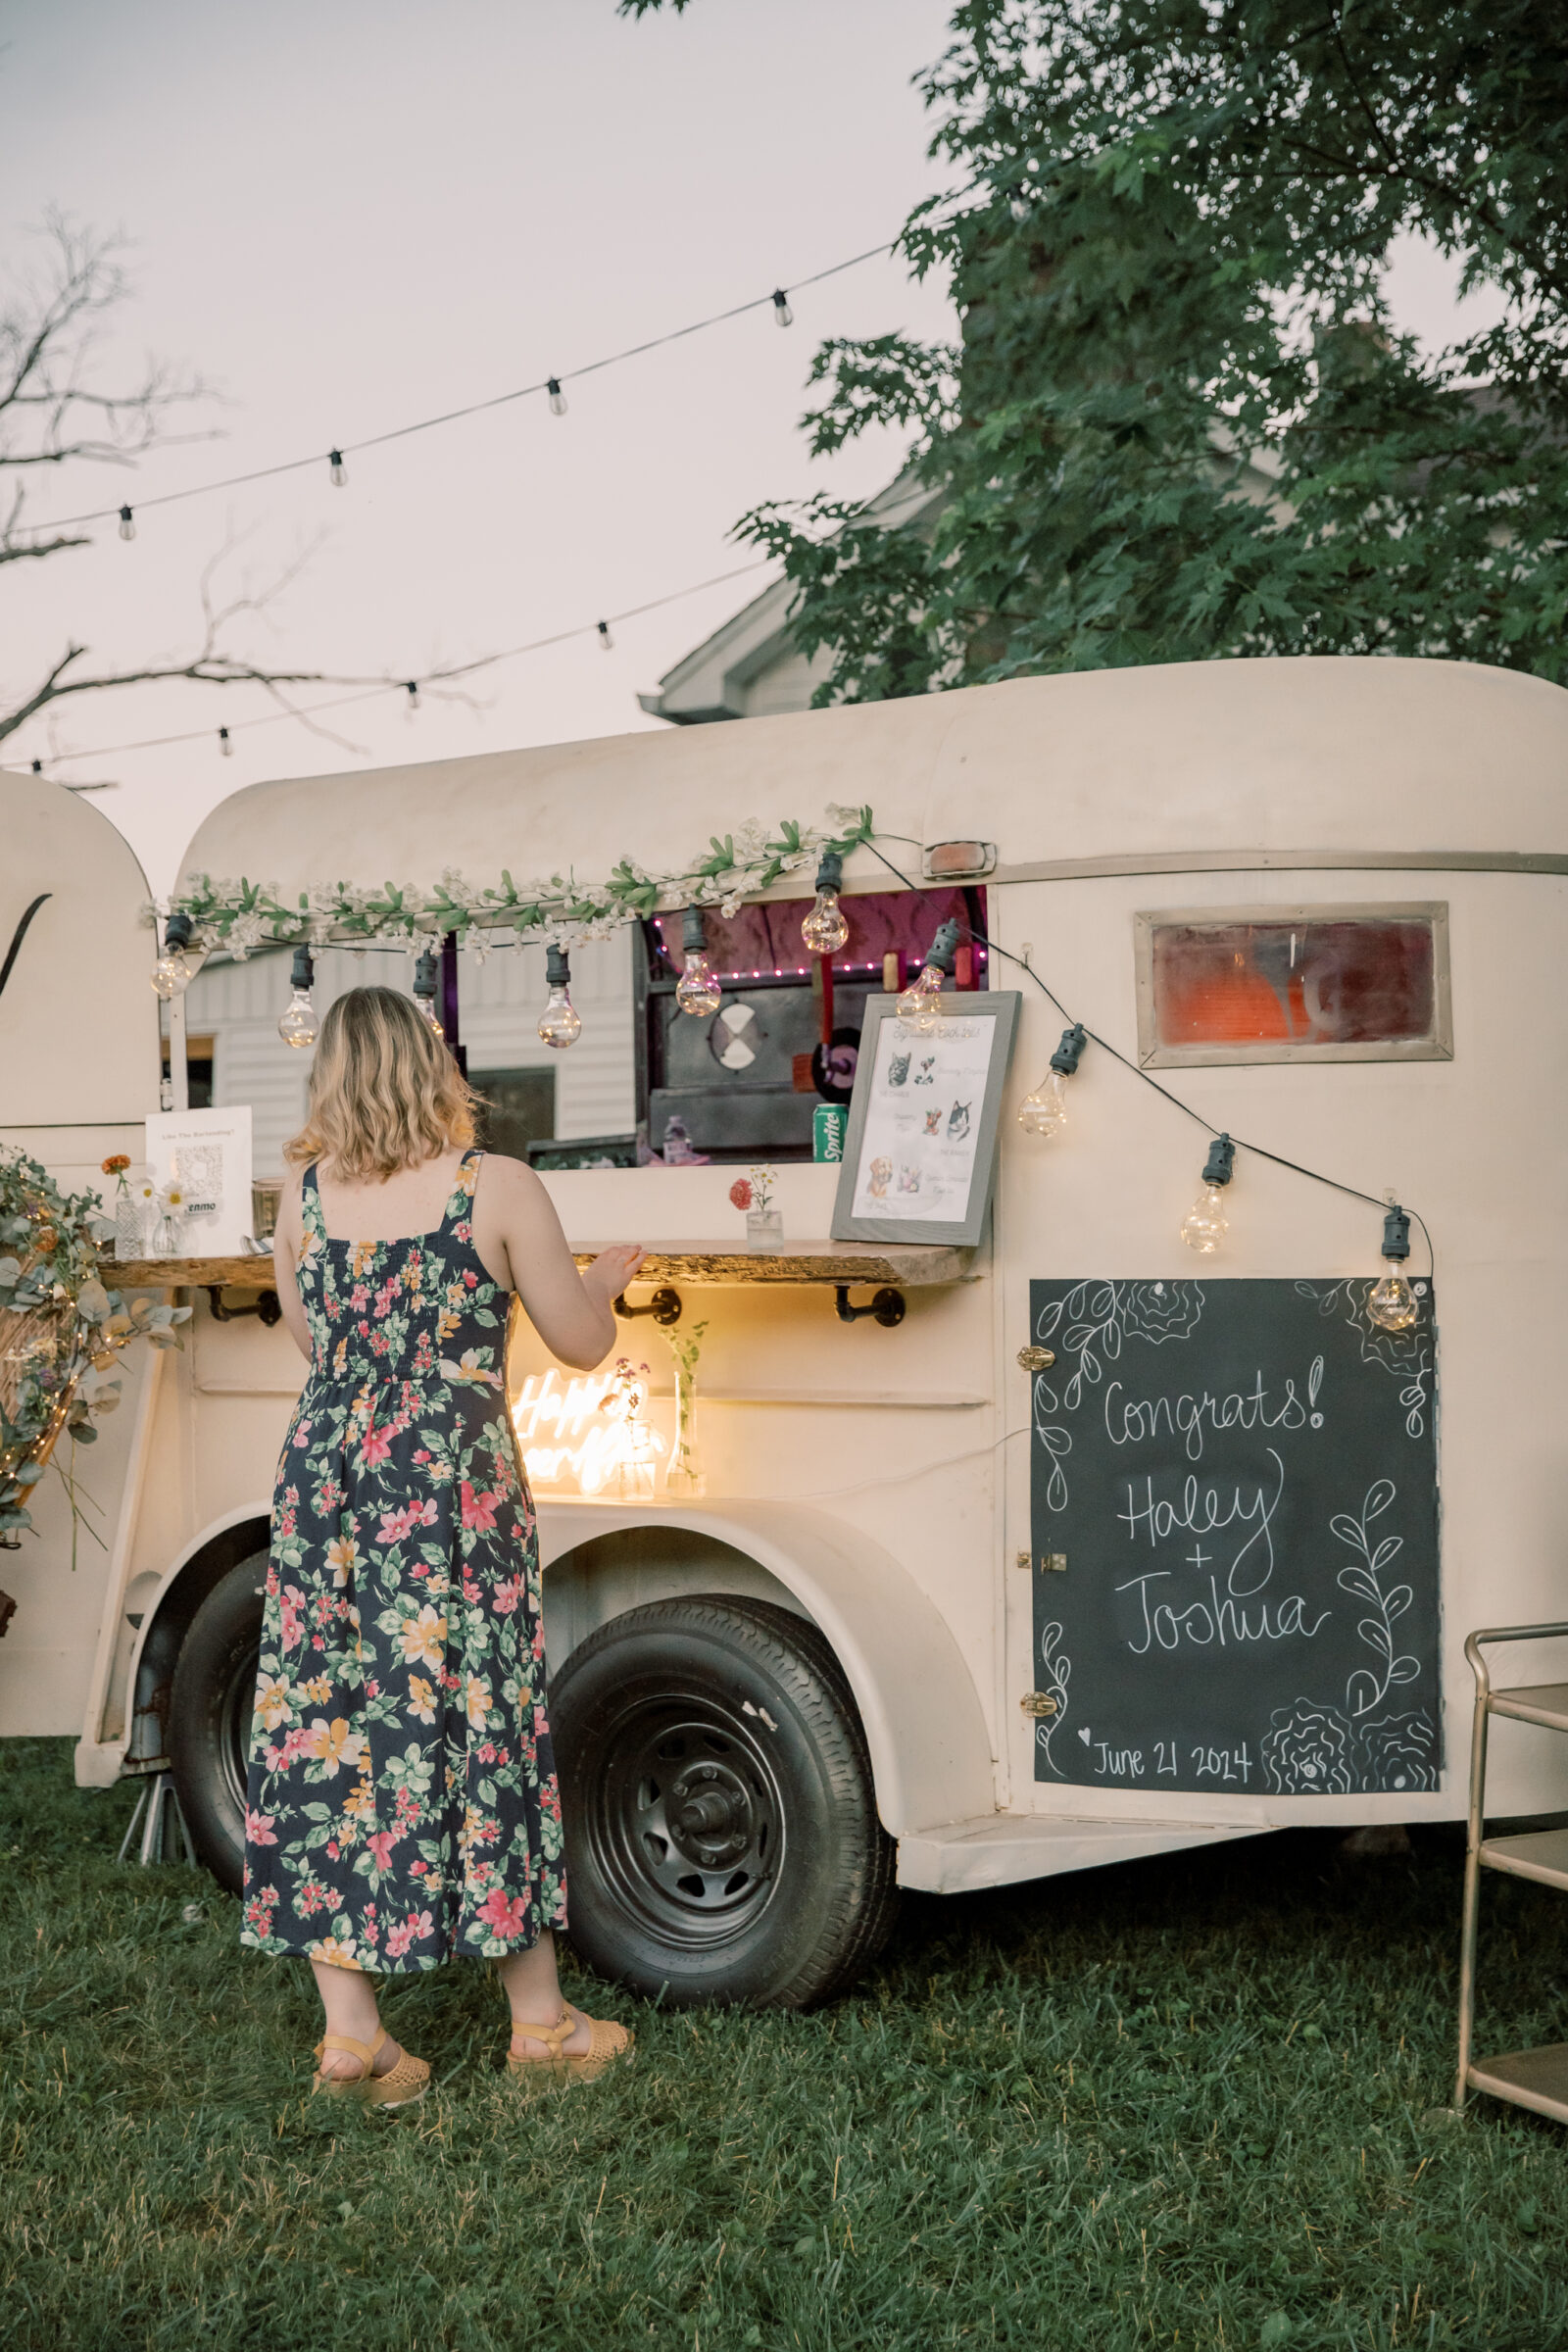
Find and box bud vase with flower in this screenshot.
[102,1155,140,1261]
[662,1318,709,1496]
[730,1166,782,1252]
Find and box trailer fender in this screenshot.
[538,1498,995,1837]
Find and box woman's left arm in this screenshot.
[270,1173,312,1360]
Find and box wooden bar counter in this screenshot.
[106,1239,976,1293]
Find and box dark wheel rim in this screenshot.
[583,1690,786,1949]
[220,1641,260,1817]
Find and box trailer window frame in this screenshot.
[1133,900,1453,1067]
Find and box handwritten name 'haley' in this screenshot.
[1113,1449,1329,1652]
[1102,1355,1324,1463]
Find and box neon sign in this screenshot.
[510,1359,667,1499]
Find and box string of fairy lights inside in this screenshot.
[150,829,1432,1339]
[18,242,893,776]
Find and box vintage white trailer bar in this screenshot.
[4,654,1565,2004]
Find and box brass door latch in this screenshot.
[1020,1691,1058,1718]
[1015,1550,1067,1573]
[1017,1345,1055,1372]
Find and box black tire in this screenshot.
[169,1550,267,1891]
[550,1593,899,2009]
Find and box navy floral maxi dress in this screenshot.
[240,1152,567,1974]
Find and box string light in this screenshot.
[1181,1134,1235,1254]
[597,620,613,653]
[674,906,722,1017]
[24,241,894,540]
[412,948,446,1038]
[537,944,582,1050]
[218,726,232,757]
[1367,1197,1419,1332]
[1017,1022,1085,1139]
[404,680,420,715]
[277,945,318,1049]
[772,288,793,327]
[150,911,196,1001]
[118,505,135,542]
[801,848,849,956]
[328,449,347,487]
[897,917,960,1032]
[547,377,567,418]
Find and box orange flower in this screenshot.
[102,1154,131,1176]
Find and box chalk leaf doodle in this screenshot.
[1035,1621,1072,1778]
[1031,1280,1205,1510]
[1332,1479,1418,1717]
[1293,1280,1432,1438]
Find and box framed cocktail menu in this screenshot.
[830,991,1019,1248]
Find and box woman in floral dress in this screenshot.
[242,987,644,2101]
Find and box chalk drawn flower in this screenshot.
[1260,1700,1355,1795]
[1115,1281,1205,1347]
[1354,1709,1438,1794]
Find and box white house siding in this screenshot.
[181,930,635,1177]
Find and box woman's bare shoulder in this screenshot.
[475,1153,550,1209]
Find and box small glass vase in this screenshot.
[664,1355,706,1497]
[114,1185,143,1261]
[150,1210,182,1259]
[745,1208,783,1253]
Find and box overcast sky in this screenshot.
[4,0,1497,894]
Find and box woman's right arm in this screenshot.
[479,1156,644,1371]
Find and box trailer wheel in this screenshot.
[550,1593,899,2008]
[168,1551,266,1892]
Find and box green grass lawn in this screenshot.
[2,1739,1565,2352]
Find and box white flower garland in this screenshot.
[162,806,875,959]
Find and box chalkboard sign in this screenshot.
[1029,1278,1440,1797]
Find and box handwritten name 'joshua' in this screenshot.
[1102,1356,1324,1463]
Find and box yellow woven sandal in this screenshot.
[507,2007,634,2085]
[311,2029,430,2109]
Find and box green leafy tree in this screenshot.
[624,0,1568,697]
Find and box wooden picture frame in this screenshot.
[830,991,1020,1248]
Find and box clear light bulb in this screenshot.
[897,962,945,1032]
[1181,1185,1230,1254]
[538,945,582,1049]
[404,680,420,715]
[802,887,849,956]
[1366,1271,1419,1332]
[538,983,582,1050]
[1017,1068,1070,1137]
[547,376,567,417]
[150,949,192,1001]
[278,988,318,1049]
[675,951,723,1017]
[772,288,793,328]
[219,726,233,757]
[329,448,347,487]
[119,505,136,542]
[597,620,613,654]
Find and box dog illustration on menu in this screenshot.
[947,1101,971,1141]
[887,1053,911,1088]
[867,1155,893,1199]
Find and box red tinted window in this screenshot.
[1149,914,1442,1055]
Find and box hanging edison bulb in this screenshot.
[150,911,196,1000]
[328,447,347,487]
[118,505,136,542]
[897,918,961,1032]
[801,848,850,956]
[547,376,567,417]
[771,287,793,328]
[1181,1135,1235,1253]
[537,944,583,1050]
[674,906,723,1017]
[404,680,420,716]
[277,945,318,1049]
[412,947,446,1039]
[1018,1023,1086,1138]
[1367,1198,1420,1332]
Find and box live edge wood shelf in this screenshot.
[106,1241,976,1293]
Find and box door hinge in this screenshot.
[1019,1690,1058,1718]
[1015,1550,1068,1572]
[1017,1345,1055,1373]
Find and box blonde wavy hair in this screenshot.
[285,986,476,1181]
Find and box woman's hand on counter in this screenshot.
[582,1244,647,1307]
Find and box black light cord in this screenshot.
[865,840,1437,1281]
